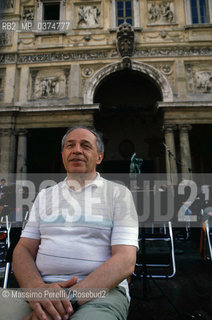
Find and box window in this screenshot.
[190,0,209,23]
[185,0,212,24]
[111,0,140,29]
[116,0,133,26]
[37,0,66,31]
[43,2,60,21]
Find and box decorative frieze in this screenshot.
[134,46,212,58]
[1,47,212,67]
[144,30,184,42]
[16,47,212,64]
[148,1,175,24]
[0,54,16,64]
[18,51,108,64]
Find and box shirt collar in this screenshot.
[62,172,103,191]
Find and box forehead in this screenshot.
[65,128,97,144]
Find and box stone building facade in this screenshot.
[0,0,212,177]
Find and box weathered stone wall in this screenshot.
[0,0,212,174]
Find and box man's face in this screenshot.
[62,128,104,175]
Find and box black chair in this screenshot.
[0,211,28,288]
[200,207,212,261]
[134,221,176,279]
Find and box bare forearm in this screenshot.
[72,247,136,303]
[13,245,44,288]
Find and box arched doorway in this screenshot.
[93,68,165,173]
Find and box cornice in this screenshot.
[0,103,100,112]
[157,101,212,109]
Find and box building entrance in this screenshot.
[93,69,165,173]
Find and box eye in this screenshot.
[66,143,74,148]
[82,143,91,149]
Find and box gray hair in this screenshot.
[61,126,104,153]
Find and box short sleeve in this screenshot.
[111,184,138,248]
[21,191,42,240]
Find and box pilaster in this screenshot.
[179,124,192,177]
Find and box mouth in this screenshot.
[70,158,86,163]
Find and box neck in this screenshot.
[66,172,97,190]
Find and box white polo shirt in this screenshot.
[21,174,138,297]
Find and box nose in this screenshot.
[73,143,82,154]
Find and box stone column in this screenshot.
[163,124,178,184]
[16,129,28,175]
[0,128,16,175]
[179,124,192,177]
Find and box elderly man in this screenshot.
[2,126,138,320]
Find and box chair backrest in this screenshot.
[202,207,212,227]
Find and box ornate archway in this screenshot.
[84,61,173,104]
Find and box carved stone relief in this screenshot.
[0,32,12,46]
[23,7,34,21]
[150,62,175,88]
[196,72,212,93]
[81,63,105,95]
[81,67,94,78]
[77,4,101,28]
[185,64,212,94]
[116,22,135,58]
[29,68,69,100]
[144,30,184,42]
[148,1,174,24]
[68,34,106,44]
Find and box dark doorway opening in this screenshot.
[27,128,66,173]
[94,69,164,173]
[190,124,212,173]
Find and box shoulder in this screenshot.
[36,181,65,198]
[99,176,132,197]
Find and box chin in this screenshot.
[68,167,86,173]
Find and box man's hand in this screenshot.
[28,277,78,320]
[22,311,53,320]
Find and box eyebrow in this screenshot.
[65,139,93,145]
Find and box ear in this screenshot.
[96,152,104,165]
